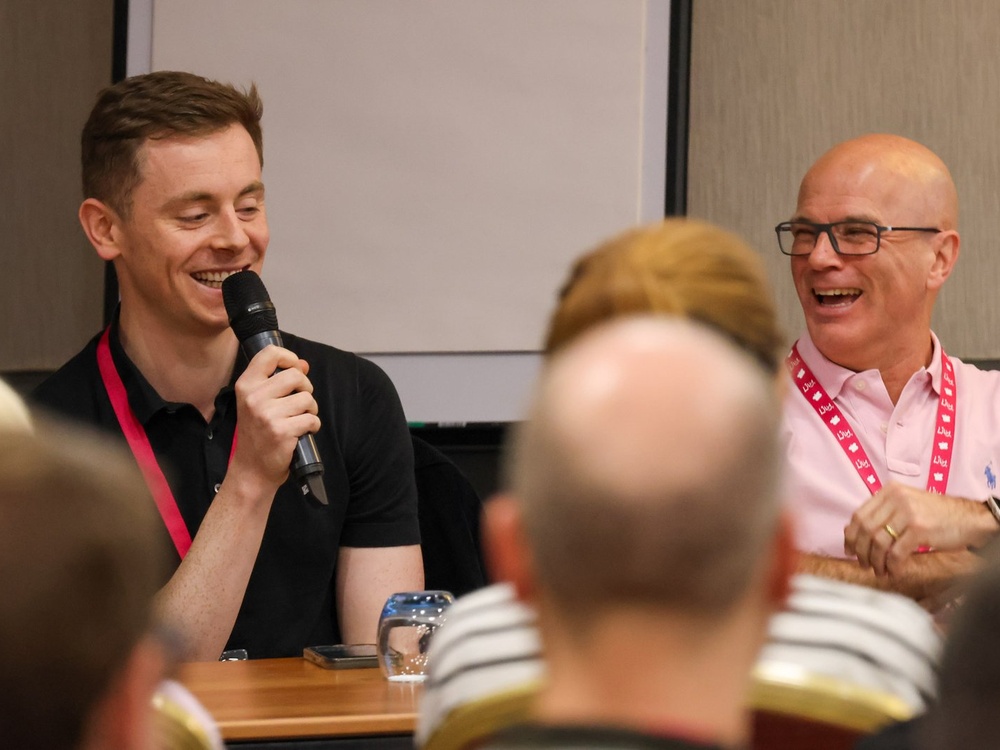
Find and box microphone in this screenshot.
[222,270,328,505]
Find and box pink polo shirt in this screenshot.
[782,332,1000,557]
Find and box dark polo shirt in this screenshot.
[32,322,419,658]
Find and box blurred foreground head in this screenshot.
[0,425,169,750]
[501,317,785,620]
[0,377,32,432]
[921,550,1000,750]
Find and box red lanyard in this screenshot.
[96,327,237,559]
[786,343,956,496]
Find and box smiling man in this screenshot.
[32,71,423,660]
[779,134,1000,607]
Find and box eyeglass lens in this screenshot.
[780,221,880,256]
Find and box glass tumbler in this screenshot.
[377,590,454,681]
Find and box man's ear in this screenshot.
[927,229,960,291]
[79,198,125,262]
[482,493,536,603]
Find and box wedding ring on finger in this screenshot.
[884,523,900,542]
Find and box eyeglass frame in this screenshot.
[774,220,941,257]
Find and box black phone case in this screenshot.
[303,645,378,670]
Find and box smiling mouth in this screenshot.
[192,268,248,289]
[814,288,862,307]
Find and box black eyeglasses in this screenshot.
[775,221,941,256]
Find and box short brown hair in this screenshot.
[0,423,169,749]
[81,70,264,217]
[544,218,784,372]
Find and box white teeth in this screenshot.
[193,269,244,289]
[815,288,861,296]
[193,270,242,283]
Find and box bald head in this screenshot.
[790,135,961,379]
[801,134,958,230]
[507,317,782,615]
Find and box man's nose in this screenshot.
[808,229,843,268]
[211,208,250,251]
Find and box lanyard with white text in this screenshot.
[786,343,956,496]
[97,327,237,559]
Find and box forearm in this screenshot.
[799,549,982,604]
[155,473,276,661]
[799,552,885,589]
[952,498,1000,550]
[891,549,984,603]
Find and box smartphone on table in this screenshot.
[303,644,378,669]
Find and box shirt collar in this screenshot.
[106,312,239,425]
[792,333,854,400]
[792,331,944,399]
[107,314,171,424]
[925,331,946,396]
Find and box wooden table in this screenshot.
[178,657,422,748]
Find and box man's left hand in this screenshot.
[844,482,997,577]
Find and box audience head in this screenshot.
[920,551,1000,750]
[0,425,169,750]
[0,377,32,432]
[545,217,784,373]
[81,70,263,218]
[494,318,787,627]
[783,133,960,373]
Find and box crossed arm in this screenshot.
[801,482,998,610]
[799,549,981,611]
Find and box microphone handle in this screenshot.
[241,329,284,354]
[238,331,328,504]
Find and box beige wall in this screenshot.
[0,0,112,371]
[689,0,1000,358]
[6,1,1000,370]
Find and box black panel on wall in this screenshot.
[665,0,692,217]
[102,0,129,326]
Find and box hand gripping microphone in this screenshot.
[222,270,328,505]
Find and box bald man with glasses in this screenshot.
[778,134,1000,611]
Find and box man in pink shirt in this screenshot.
[779,134,1000,607]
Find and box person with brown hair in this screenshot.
[544,218,783,370]
[32,70,423,660]
[0,425,169,750]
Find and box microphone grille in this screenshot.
[222,271,279,341]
